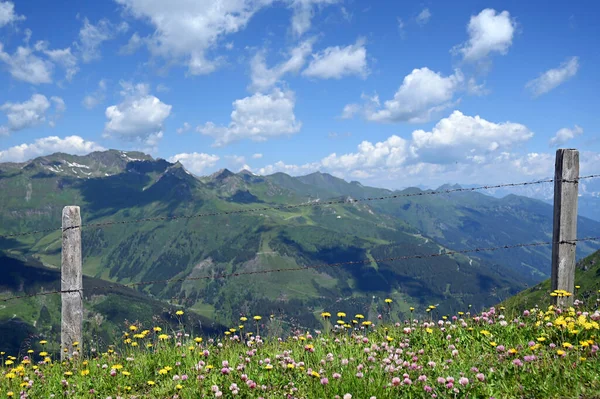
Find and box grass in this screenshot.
[1,294,600,399]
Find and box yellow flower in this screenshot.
[195,337,203,343]
[385,298,393,304]
[129,325,138,331]
[355,314,364,319]
[39,351,48,357]
[253,316,262,321]
[575,285,580,289]
[337,320,345,325]
[147,380,156,386]
[479,330,491,336]
[264,364,273,370]
[311,370,320,378]
[159,369,168,375]
[5,360,13,365]
[562,342,573,349]
[112,364,123,369]
[425,328,433,334]
[7,392,14,397]
[158,334,169,340]
[176,384,183,390]
[5,373,16,379]
[64,371,73,376]
[490,341,497,347]
[337,312,346,318]
[176,310,184,316]
[287,363,295,369]
[240,317,248,322]
[557,350,566,356]
[39,340,47,345]
[153,327,162,332]
[537,337,546,342]
[122,371,131,376]
[362,321,372,327]
[508,348,518,354]
[321,312,331,318]
[80,369,90,376]
[386,336,393,342]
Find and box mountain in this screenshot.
[500,248,600,313]
[1,150,599,332]
[0,252,223,355]
[465,178,600,222]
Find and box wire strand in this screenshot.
[2,236,599,304]
[2,174,599,239]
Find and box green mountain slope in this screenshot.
[501,249,600,312]
[1,150,598,331]
[0,253,224,355]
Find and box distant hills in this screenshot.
[1,150,599,342]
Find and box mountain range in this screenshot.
[1,150,599,352]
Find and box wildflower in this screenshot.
[337,312,346,318]
[240,317,248,322]
[321,312,331,318]
[385,298,393,304]
[253,316,262,321]
[153,327,162,332]
[147,381,156,386]
[176,310,184,316]
[158,334,169,340]
[459,377,469,386]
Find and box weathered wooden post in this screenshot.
[550,149,579,308]
[61,206,83,360]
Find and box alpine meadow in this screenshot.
[1,1,600,398]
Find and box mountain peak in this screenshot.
[210,168,235,180]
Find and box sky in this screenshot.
[0,0,599,189]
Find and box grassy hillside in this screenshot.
[501,249,600,313]
[0,298,599,398]
[0,253,224,355]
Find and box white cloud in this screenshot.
[340,103,360,119]
[549,125,583,147]
[290,0,339,37]
[50,96,66,113]
[0,42,53,84]
[226,155,246,165]
[397,17,405,39]
[452,9,516,62]
[119,32,143,55]
[525,56,579,97]
[257,110,537,186]
[249,38,315,92]
[409,110,534,163]
[356,67,464,123]
[103,81,172,146]
[115,0,277,75]
[0,135,105,163]
[167,152,220,175]
[198,88,301,147]
[466,77,489,96]
[176,122,191,134]
[416,8,431,25]
[78,18,128,62]
[82,79,108,110]
[252,153,263,159]
[0,0,24,27]
[42,47,79,81]
[302,38,368,79]
[0,94,51,133]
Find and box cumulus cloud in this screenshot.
[0,136,105,163]
[82,79,108,110]
[167,152,220,175]
[0,94,64,134]
[119,32,143,55]
[256,110,537,186]
[252,153,263,159]
[249,38,315,92]
[176,122,191,134]
[0,42,53,84]
[416,8,431,25]
[31,40,80,82]
[525,56,579,97]
[197,88,301,147]
[302,37,368,79]
[0,0,24,27]
[103,82,172,147]
[549,125,583,147]
[452,9,516,62]
[350,67,464,123]
[115,0,277,75]
[409,110,534,163]
[78,17,128,62]
[290,0,339,37]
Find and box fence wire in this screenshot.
[2,236,599,304]
[2,174,599,240]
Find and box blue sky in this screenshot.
[0,0,599,188]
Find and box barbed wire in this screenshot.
[1,174,599,240]
[2,236,599,304]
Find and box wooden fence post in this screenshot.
[550,149,579,308]
[61,206,83,360]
